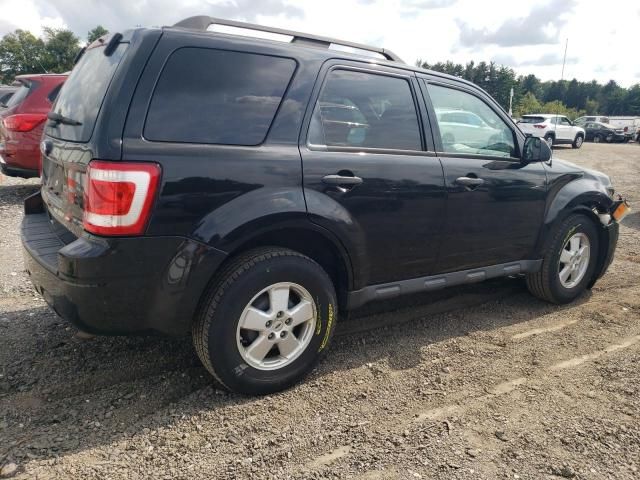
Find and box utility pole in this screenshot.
[509,87,514,117]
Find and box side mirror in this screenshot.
[523,135,552,164]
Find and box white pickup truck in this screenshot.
[517,114,585,148]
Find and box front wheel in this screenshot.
[193,247,337,395]
[526,214,599,304]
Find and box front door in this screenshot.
[421,79,548,272]
[301,65,446,286]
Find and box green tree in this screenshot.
[87,25,109,44]
[0,30,47,82]
[514,92,542,117]
[42,27,80,73]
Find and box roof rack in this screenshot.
[172,16,404,63]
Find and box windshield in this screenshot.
[48,43,128,142]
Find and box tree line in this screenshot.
[417,60,640,119]
[0,26,107,84]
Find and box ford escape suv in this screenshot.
[22,17,629,395]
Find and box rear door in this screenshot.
[420,78,548,272]
[301,62,446,286]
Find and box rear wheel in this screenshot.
[572,134,584,149]
[593,134,602,143]
[526,214,599,304]
[193,247,337,395]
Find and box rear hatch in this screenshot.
[41,38,129,237]
[517,116,546,136]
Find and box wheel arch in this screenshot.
[205,220,355,311]
[536,185,616,287]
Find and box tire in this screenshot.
[605,134,614,143]
[526,214,599,304]
[544,134,554,148]
[193,247,337,395]
[572,134,584,149]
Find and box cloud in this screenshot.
[492,52,578,68]
[400,0,457,17]
[32,0,304,39]
[0,19,18,37]
[458,0,576,47]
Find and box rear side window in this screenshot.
[308,69,422,151]
[144,48,296,145]
[5,81,35,108]
[49,43,128,142]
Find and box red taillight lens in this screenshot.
[83,160,161,236]
[3,113,47,132]
[533,124,545,129]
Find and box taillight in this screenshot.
[533,124,545,129]
[3,113,47,132]
[83,160,161,236]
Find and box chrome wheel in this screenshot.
[545,136,554,148]
[236,282,317,371]
[594,135,601,143]
[575,136,583,147]
[558,232,590,289]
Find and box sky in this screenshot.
[1,0,639,87]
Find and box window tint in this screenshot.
[308,70,422,151]
[519,116,545,124]
[428,84,516,158]
[49,44,128,142]
[145,48,296,145]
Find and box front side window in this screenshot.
[145,48,296,145]
[308,69,422,151]
[559,117,571,126]
[427,84,516,158]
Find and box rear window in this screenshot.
[4,81,34,108]
[519,116,545,124]
[48,43,128,142]
[144,48,296,145]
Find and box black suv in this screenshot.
[22,17,627,395]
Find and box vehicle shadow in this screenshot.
[623,211,640,231]
[0,181,40,207]
[0,278,592,466]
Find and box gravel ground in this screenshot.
[1,142,639,479]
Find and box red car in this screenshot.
[0,73,67,178]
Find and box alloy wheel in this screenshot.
[558,232,590,289]
[236,282,317,370]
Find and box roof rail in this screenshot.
[172,16,404,63]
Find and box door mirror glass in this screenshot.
[523,136,551,163]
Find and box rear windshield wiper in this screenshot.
[47,111,82,126]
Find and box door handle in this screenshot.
[322,174,363,186]
[455,176,484,187]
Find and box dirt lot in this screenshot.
[1,142,639,479]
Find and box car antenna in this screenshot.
[551,38,569,165]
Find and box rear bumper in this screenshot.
[21,192,227,335]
